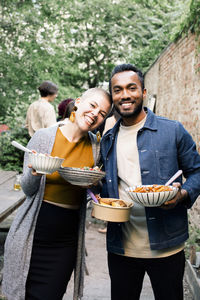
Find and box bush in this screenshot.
[185,222,200,259]
[0,127,30,172]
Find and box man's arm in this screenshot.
[162,122,200,209]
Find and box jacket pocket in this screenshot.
[155,150,177,180]
[162,206,188,236]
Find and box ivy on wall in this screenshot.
[175,0,200,38]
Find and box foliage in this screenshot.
[0,127,29,172]
[0,0,190,122]
[0,0,197,171]
[174,0,200,39]
[185,222,200,258]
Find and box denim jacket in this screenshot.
[100,108,200,254]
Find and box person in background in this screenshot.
[98,107,120,234]
[25,80,58,137]
[2,87,111,300]
[102,107,120,136]
[100,63,200,300]
[57,98,75,121]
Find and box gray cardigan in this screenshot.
[2,125,100,300]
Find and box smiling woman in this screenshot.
[2,87,111,300]
[60,88,112,140]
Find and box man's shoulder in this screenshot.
[149,110,181,129]
[156,114,179,125]
[27,100,38,109]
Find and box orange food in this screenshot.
[96,195,128,207]
[131,184,173,193]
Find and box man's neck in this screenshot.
[122,108,147,126]
[41,97,50,102]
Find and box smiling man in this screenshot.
[100,63,200,300]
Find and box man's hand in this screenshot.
[160,182,188,210]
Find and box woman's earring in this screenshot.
[69,106,77,123]
[69,111,76,123]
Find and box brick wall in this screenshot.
[144,32,200,227]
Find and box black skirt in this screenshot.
[25,201,80,300]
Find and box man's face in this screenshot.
[48,93,57,102]
[111,71,146,120]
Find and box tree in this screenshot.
[0,0,191,125]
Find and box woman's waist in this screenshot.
[43,184,85,207]
[43,199,80,210]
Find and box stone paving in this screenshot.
[63,223,154,300]
[63,218,193,300]
[0,209,194,300]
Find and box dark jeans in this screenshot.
[108,250,185,300]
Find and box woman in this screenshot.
[2,87,111,300]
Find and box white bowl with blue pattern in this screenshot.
[125,185,178,207]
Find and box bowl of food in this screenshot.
[29,152,64,174]
[125,184,179,207]
[58,166,105,186]
[92,196,133,222]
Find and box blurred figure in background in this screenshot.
[98,107,121,234]
[26,81,58,137]
[102,107,120,135]
[57,98,75,121]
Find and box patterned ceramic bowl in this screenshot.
[125,185,179,207]
[29,153,64,175]
[58,167,105,186]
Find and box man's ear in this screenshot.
[143,88,147,98]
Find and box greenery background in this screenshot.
[0,0,199,171]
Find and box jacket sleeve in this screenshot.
[20,130,46,197]
[176,122,200,207]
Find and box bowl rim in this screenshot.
[29,152,64,160]
[59,166,106,175]
[125,185,178,194]
[92,200,133,210]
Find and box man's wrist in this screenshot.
[179,189,189,205]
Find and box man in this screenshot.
[100,63,200,300]
[26,80,58,136]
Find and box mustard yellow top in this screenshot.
[43,128,94,207]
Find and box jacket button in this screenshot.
[109,179,112,182]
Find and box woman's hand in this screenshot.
[28,164,41,176]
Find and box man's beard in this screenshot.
[114,100,143,118]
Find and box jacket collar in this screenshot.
[143,107,158,131]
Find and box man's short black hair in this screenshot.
[109,63,144,96]
[38,81,58,97]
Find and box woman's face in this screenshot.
[75,92,111,132]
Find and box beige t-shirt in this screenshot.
[117,116,184,258]
[25,98,56,137]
